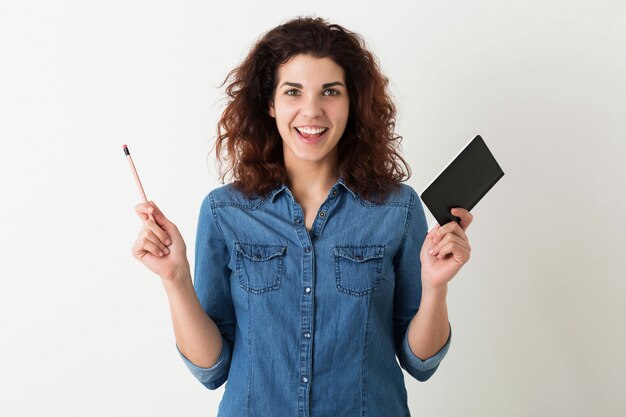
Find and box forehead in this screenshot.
[276,54,345,83]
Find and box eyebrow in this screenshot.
[279,81,345,89]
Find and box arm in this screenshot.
[162,268,223,368]
[401,193,474,378]
[172,193,235,390]
[410,203,473,358]
[393,188,452,381]
[406,285,450,360]
[132,195,233,390]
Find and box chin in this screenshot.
[292,152,328,163]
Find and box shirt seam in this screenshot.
[246,290,252,417]
[362,295,371,417]
[396,189,416,254]
[208,192,228,243]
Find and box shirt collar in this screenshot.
[268,177,357,203]
[268,184,288,203]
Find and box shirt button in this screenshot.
[302,377,309,383]
[304,246,311,253]
[319,211,325,218]
[295,217,302,225]
[332,189,337,196]
[305,287,311,293]
[303,332,311,338]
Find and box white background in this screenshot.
[1,0,625,416]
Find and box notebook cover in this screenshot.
[420,135,504,226]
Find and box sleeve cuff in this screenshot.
[176,336,231,390]
[400,322,451,381]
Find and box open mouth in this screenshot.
[295,127,329,141]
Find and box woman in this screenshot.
[132,16,473,416]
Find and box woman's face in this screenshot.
[269,54,349,169]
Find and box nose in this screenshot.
[300,93,324,118]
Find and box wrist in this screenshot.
[421,282,448,300]
[161,264,191,290]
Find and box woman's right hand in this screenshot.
[131,201,190,283]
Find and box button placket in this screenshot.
[291,199,315,414]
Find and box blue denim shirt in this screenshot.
[177,178,451,417]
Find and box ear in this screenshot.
[268,101,275,118]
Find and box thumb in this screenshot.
[147,201,172,230]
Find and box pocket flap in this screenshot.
[333,245,384,262]
[235,242,286,261]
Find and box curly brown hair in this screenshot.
[214,16,411,202]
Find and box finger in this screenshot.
[138,229,169,257]
[434,221,469,245]
[435,241,471,264]
[429,233,471,256]
[135,202,152,222]
[144,217,172,246]
[132,237,163,259]
[147,201,171,230]
[428,223,441,244]
[451,207,473,231]
[142,227,170,255]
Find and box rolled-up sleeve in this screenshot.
[393,187,451,382]
[175,192,235,390]
[176,336,232,390]
[400,322,451,381]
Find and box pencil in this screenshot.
[123,144,154,222]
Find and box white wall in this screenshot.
[1,0,625,416]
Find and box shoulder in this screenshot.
[204,183,267,210]
[357,183,419,209]
[375,183,427,226]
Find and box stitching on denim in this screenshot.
[235,242,286,294]
[396,189,415,254]
[333,244,385,296]
[208,192,228,243]
[246,289,251,417]
[362,292,371,417]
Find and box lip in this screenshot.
[295,125,329,129]
[294,127,328,144]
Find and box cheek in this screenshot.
[330,100,350,126]
[274,103,298,125]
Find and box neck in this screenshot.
[284,155,339,203]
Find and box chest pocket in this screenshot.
[235,242,287,294]
[333,244,385,296]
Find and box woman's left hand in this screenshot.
[420,208,473,291]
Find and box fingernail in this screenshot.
[159,251,163,256]
[429,249,434,255]
[164,247,169,254]
[165,239,171,245]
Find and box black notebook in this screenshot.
[420,135,504,226]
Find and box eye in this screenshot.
[323,89,340,96]
[285,89,300,96]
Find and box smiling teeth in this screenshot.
[297,127,327,135]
